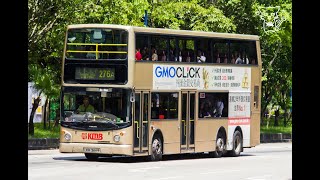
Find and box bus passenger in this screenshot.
[235,53,242,64]
[161,50,166,61]
[251,58,256,65]
[178,51,182,62]
[135,48,142,60]
[231,53,236,64]
[197,51,201,62]
[223,53,228,63]
[152,49,158,61]
[243,52,249,64]
[186,51,191,62]
[169,49,175,61]
[198,52,206,63]
[142,47,149,60]
[77,96,95,114]
[214,96,224,117]
[216,53,221,63]
[199,102,212,118]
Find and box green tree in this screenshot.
[253,2,292,126]
[28,0,84,134]
[74,0,149,26]
[28,64,60,136]
[151,1,236,32]
[215,0,292,126]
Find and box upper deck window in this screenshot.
[66,28,128,60]
[135,33,258,65]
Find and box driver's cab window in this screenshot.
[62,88,131,123]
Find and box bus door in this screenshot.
[181,91,195,152]
[133,91,149,154]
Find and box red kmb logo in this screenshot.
[81,133,103,140]
[81,133,87,139]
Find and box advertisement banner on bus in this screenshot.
[227,92,251,148]
[153,65,251,91]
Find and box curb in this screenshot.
[28,133,292,150]
[28,138,59,150]
[260,133,292,143]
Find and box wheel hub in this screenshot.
[216,138,224,152]
[152,139,161,154]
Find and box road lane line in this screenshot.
[200,169,240,174]
[150,176,184,180]
[129,166,161,172]
[246,175,272,180]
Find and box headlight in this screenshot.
[113,135,120,142]
[64,132,72,141]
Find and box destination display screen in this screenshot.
[75,67,115,80]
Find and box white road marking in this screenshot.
[150,176,184,180]
[129,166,161,172]
[200,169,241,174]
[246,175,272,180]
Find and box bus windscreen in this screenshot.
[65,28,128,60]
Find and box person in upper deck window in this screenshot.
[216,52,221,63]
[152,49,158,61]
[178,51,182,62]
[186,51,191,62]
[142,46,149,60]
[235,52,243,64]
[135,48,142,60]
[231,53,236,64]
[161,50,166,61]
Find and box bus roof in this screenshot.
[67,24,259,41]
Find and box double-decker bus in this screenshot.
[59,24,261,161]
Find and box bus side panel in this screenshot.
[149,120,181,155]
[195,119,228,153]
[134,63,153,89]
[250,66,261,147]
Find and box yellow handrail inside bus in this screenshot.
[134,121,139,138]
[67,43,127,46]
[182,120,186,136]
[66,43,128,60]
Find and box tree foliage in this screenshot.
[28,0,292,131]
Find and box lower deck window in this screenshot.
[198,92,228,118]
[151,92,178,120]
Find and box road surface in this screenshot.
[28,143,292,180]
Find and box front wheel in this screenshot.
[210,134,225,158]
[228,130,242,157]
[150,136,163,161]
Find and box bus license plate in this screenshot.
[83,147,100,153]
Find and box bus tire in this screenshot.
[150,136,163,161]
[228,130,242,157]
[85,153,99,161]
[210,133,225,158]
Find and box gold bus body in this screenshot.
[60,24,261,157]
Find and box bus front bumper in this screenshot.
[59,143,133,156]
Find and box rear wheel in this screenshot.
[150,136,163,161]
[85,153,99,161]
[228,130,242,157]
